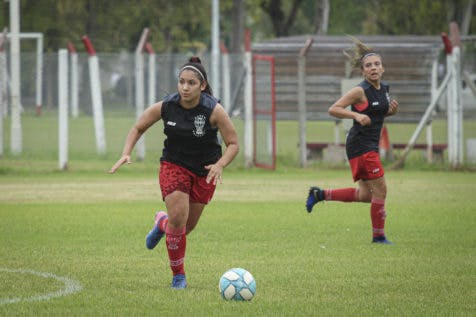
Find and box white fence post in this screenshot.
[35,33,43,115]
[444,23,464,169]
[134,28,149,161]
[243,29,253,168]
[82,35,106,155]
[451,46,463,167]
[58,49,68,170]
[67,41,79,118]
[9,0,22,155]
[446,45,455,165]
[220,42,231,114]
[298,38,313,167]
[145,42,156,106]
[0,29,7,157]
[426,59,439,163]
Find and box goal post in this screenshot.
[252,54,276,170]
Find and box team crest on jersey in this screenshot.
[193,115,206,137]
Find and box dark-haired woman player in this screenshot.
[110,57,239,288]
[306,37,398,244]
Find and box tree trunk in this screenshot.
[315,0,330,35]
[231,0,245,53]
[460,0,473,36]
[260,0,304,37]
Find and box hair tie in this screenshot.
[361,52,378,61]
[180,65,205,81]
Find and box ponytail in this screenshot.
[343,35,381,69]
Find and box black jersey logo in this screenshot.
[193,115,206,137]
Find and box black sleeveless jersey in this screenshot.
[160,92,222,176]
[346,80,390,159]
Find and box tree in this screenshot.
[0,0,215,52]
[259,0,304,37]
[362,0,475,35]
[0,0,474,52]
[455,0,473,35]
[230,0,245,53]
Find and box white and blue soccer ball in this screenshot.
[219,268,256,301]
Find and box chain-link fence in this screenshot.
[9,52,246,116]
[1,38,475,164]
[5,37,475,120]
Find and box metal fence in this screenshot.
[3,41,475,121]
[4,51,246,117]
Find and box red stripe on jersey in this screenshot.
[354,100,368,112]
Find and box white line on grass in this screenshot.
[0,268,83,305]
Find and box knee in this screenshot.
[167,210,188,228]
[165,194,190,227]
[359,192,372,203]
[372,186,387,200]
[357,188,372,202]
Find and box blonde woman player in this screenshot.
[306,37,399,244]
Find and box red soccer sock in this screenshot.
[324,188,359,202]
[370,198,386,237]
[165,225,186,276]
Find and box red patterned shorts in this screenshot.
[159,161,216,204]
[349,151,385,182]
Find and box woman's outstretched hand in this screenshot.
[109,155,132,173]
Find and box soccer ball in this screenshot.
[219,268,256,301]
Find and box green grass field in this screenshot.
[0,112,475,316]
